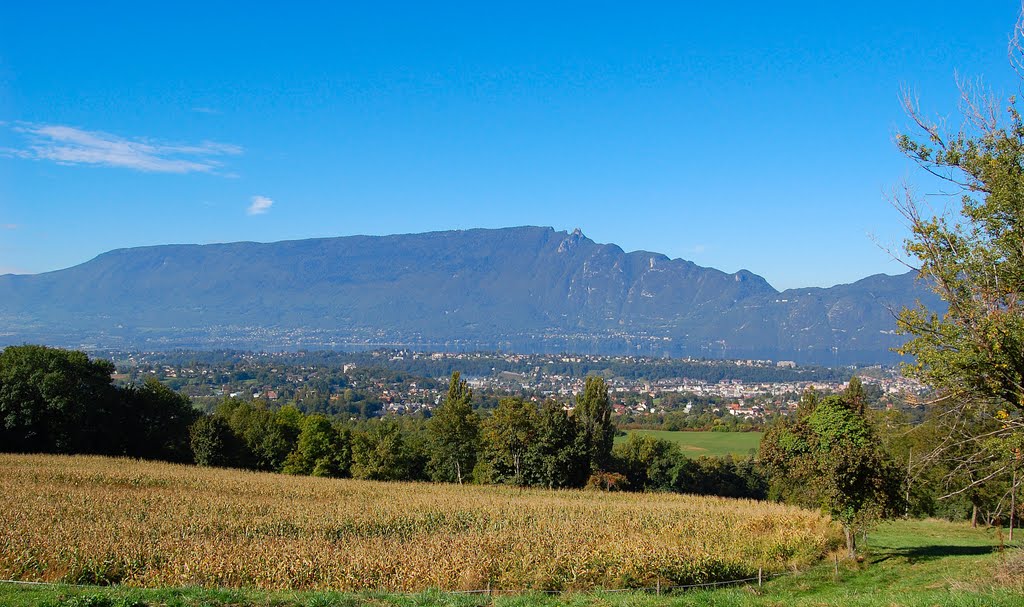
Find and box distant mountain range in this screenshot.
[0,226,942,364]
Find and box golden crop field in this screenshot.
[0,454,841,592]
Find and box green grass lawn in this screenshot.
[616,429,763,458]
[6,519,1019,607]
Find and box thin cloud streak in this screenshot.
[247,195,273,215]
[5,123,242,174]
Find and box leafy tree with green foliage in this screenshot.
[872,401,1017,524]
[427,371,480,484]
[212,399,259,468]
[273,405,305,460]
[116,378,200,462]
[190,415,245,467]
[0,345,118,454]
[477,397,540,485]
[891,22,1024,506]
[895,100,1024,416]
[671,455,767,499]
[761,391,902,557]
[529,400,587,488]
[266,405,305,470]
[575,376,615,472]
[217,400,303,471]
[351,420,424,481]
[613,433,680,491]
[282,414,351,477]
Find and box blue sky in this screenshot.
[1,1,1021,290]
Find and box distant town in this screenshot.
[108,349,926,426]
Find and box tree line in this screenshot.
[0,345,198,462]
[0,347,768,499]
[191,372,767,498]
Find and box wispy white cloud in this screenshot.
[247,195,273,215]
[4,123,242,174]
[1,223,17,230]
[192,107,222,115]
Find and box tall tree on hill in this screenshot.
[529,400,587,489]
[575,376,615,472]
[427,371,480,484]
[844,376,867,415]
[478,397,540,485]
[761,391,902,558]
[892,13,1024,506]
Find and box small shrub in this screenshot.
[995,548,1024,590]
[586,470,629,491]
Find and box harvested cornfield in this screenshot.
[0,454,841,591]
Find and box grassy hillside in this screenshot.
[616,430,763,458]
[0,454,837,593]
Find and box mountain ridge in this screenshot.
[0,226,940,364]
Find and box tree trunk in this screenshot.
[1011,468,1017,542]
[455,459,462,485]
[844,525,856,559]
[972,505,978,528]
[905,448,913,517]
